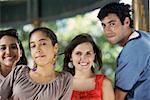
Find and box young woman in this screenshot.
[63,33,114,100]
[0,29,27,83]
[0,27,73,100]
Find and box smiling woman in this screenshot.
[63,33,115,100]
[0,27,73,100]
[0,29,27,83]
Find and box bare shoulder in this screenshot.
[102,78,113,88]
[102,77,115,100]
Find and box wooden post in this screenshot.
[132,0,148,31]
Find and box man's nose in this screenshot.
[104,24,112,32]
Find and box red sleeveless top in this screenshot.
[71,75,105,100]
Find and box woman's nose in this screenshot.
[5,47,11,54]
[81,54,87,59]
[36,45,41,53]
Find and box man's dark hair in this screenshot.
[97,2,133,28]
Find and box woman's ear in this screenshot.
[70,58,72,61]
[19,49,23,58]
[54,43,58,54]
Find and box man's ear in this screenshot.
[124,17,130,27]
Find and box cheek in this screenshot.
[30,50,35,58]
[115,25,122,32]
[72,56,79,64]
[13,51,20,60]
[89,55,95,64]
[103,32,108,37]
[0,52,3,56]
[89,57,94,63]
[12,49,19,55]
[0,53,3,60]
[72,54,79,60]
[92,56,95,60]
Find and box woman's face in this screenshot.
[30,31,58,66]
[0,35,21,68]
[71,42,95,72]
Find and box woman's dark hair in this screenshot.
[0,29,27,65]
[16,39,28,65]
[97,2,133,28]
[29,27,58,49]
[63,33,102,75]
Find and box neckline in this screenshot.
[73,75,100,93]
[25,66,61,85]
[0,73,5,80]
[128,31,140,41]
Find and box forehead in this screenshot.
[102,13,120,23]
[30,31,50,41]
[73,42,93,51]
[0,35,17,44]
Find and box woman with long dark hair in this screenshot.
[0,29,27,83]
[63,33,114,100]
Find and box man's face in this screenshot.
[101,13,127,45]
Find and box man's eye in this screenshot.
[110,23,115,27]
[102,23,106,28]
[41,42,46,45]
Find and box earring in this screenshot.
[32,62,37,71]
[93,63,97,69]
[68,62,74,68]
[52,54,57,64]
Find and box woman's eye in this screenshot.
[30,44,36,48]
[11,44,18,49]
[87,52,91,55]
[87,52,93,56]
[76,52,81,55]
[0,46,6,51]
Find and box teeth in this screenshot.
[6,56,13,58]
[5,57,13,60]
[80,63,88,66]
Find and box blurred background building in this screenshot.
[0,0,149,31]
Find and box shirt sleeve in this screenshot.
[59,72,73,100]
[115,42,149,91]
[0,65,24,99]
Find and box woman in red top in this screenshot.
[63,33,114,100]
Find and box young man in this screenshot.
[97,2,150,100]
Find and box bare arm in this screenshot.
[102,78,115,100]
[115,88,127,100]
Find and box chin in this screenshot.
[5,64,14,68]
[108,41,116,44]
